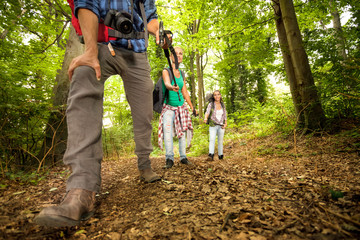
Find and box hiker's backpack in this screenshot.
[67,0,148,44]
[153,68,185,113]
[67,0,110,43]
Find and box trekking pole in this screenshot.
[160,21,181,101]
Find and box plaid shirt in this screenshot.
[205,101,227,125]
[158,103,194,150]
[74,0,158,52]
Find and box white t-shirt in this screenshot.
[215,108,223,122]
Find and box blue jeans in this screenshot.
[163,109,186,161]
[209,125,225,155]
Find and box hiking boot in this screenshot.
[163,159,174,169]
[208,153,214,161]
[140,168,161,183]
[34,188,96,227]
[218,155,224,160]
[180,158,192,165]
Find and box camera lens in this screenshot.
[115,13,133,34]
[117,19,133,34]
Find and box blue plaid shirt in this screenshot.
[74,0,157,52]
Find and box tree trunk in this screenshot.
[37,26,84,166]
[279,0,326,130]
[196,51,204,118]
[189,50,196,106]
[330,0,347,60]
[273,0,304,125]
[187,20,200,111]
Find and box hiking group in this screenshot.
[34,0,227,228]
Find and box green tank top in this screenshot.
[162,70,185,107]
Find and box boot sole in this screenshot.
[34,211,94,228]
[140,176,161,183]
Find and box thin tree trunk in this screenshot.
[37,26,84,166]
[330,0,347,60]
[280,0,326,131]
[196,51,204,118]
[189,50,196,106]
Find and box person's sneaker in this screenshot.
[218,155,224,160]
[139,168,161,183]
[180,158,192,165]
[208,153,214,161]
[163,159,174,169]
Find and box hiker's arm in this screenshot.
[223,108,227,128]
[163,70,180,92]
[204,113,209,123]
[181,80,195,113]
[68,8,100,81]
[204,104,211,123]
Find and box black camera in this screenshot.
[104,10,133,34]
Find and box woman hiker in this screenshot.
[158,46,197,169]
[204,90,227,160]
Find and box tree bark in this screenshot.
[196,50,204,118]
[189,50,197,106]
[279,0,326,130]
[37,26,84,166]
[330,0,347,60]
[273,0,303,125]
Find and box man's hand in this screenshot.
[68,8,101,81]
[148,19,172,49]
[161,33,172,49]
[68,51,101,81]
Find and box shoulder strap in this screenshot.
[138,1,148,48]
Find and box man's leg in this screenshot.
[34,66,104,227]
[117,49,159,182]
[35,44,117,227]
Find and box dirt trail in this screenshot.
[0,134,359,239]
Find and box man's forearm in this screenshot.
[78,8,99,55]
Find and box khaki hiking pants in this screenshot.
[64,43,153,193]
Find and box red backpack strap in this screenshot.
[67,0,82,37]
[67,0,112,43]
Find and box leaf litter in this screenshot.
[0,131,359,239]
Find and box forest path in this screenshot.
[1,133,360,239]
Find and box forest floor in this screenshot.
[1,126,360,240]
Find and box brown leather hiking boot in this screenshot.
[140,168,161,183]
[34,188,96,227]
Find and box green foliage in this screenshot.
[296,0,360,119]
[2,0,359,173]
[4,170,47,185]
[230,93,296,138]
[0,0,69,172]
[102,76,136,158]
[186,120,210,156]
[102,123,135,159]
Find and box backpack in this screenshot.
[153,68,185,113]
[67,0,147,44]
